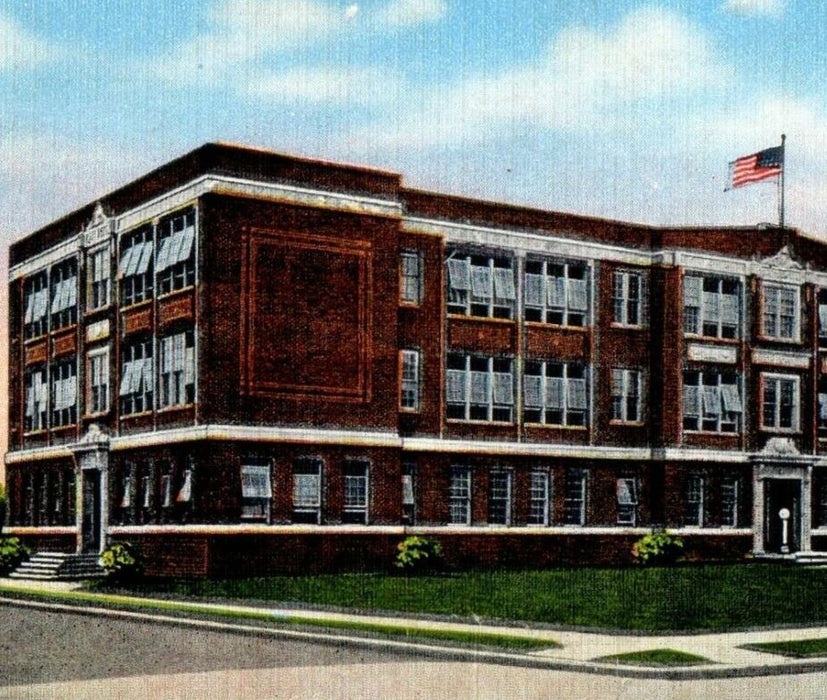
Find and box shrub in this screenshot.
[0,537,29,575]
[0,483,6,533]
[632,531,684,566]
[395,536,444,574]
[101,542,144,582]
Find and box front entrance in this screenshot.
[764,478,801,553]
[81,469,101,554]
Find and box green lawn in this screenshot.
[94,563,827,631]
[742,638,827,658]
[596,649,711,666]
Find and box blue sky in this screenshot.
[2,0,826,249]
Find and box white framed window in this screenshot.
[488,470,512,525]
[88,246,111,310]
[343,460,369,524]
[50,258,78,330]
[177,464,193,504]
[683,274,740,339]
[119,227,154,305]
[157,208,196,295]
[293,458,323,523]
[160,469,174,509]
[24,365,48,432]
[524,360,588,427]
[685,475,704,527]
[400,250,422,305]
[141,462,154,511]
[612,270,646,327]
[120,338,153,415]
[51,358,77,427]
[818,382,827,432]
[159,329,195,408]
[762,284,799,341]
[616,477,638,526]
[528,471,550,526]
[525,259,589,326]
[721,478,740,527]
[399,349,420,411]
[682,370,742,433]
[87,349,109,415]
[446,253,515,319]
[819,300,827,343]
[23,271,50,339]
[120,465,134,509]
[447,354,514,422]
[761,373,799,431]
[402,461,416,525]
[563,470,587,525]
[449,466,472,524]
[611,369,643,423]
[241,462,272,521]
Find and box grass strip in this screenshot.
[0,584,556,651]
[596,648,711,666]
[742,638,827,658]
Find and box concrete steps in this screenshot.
[9,552,105,581]
[793,551,827,567]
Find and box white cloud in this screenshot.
[378,0,447,28]
[0,11,56,70]
[723,0,784,16]
[345,4,359,20]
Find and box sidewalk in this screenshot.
[2,577,827,679]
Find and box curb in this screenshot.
[4,593,827,680]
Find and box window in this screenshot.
[177,461,194,505]
[402,461,416,525]
[447,354,513,422]
[528,471,550,526]
[449,466,472,524]
[814,475,827,529]
[120,464,135,510]
[343,460,369,524]
[51,358,77,427]
[616,477,638,526]
[160,465,174,509]
[293,458,322,524]
[119,227,154,305]
[399,349,420,411]
[488,470,512,525]
[761,374,799,431]
[446,253,515,318]
[87,349,109,415]
[159,329,195,408]
[683,275,740,339]
[120,338,153,415]
[240,462,271,521]
[611,369,643,423]
[685,475,704,527]
[400,250,422,305]
[818,380,827,432]
[23,271,49,339]
[50,259,78,330]
[819,298,827,346]
[563,470,587,525]
[157,209,196,295]
[525,259,589,326]
[721,479,740,527]
[24,366,48,432]
[613,270,646,326]
[141,462,154,513]
[762,284,799,341]
[88,246,111,310]
[682,370,742,433]
[524,360,588,427]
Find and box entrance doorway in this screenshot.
[764,478,801,553]
[81,469,101,553]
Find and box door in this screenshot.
[81,469,101,553]
[764,479,801,553]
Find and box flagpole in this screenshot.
[779,133,786,229]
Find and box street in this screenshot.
[4,605,827,699]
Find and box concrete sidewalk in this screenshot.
[2,577,827,679]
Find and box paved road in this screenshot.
[5,605,827,699]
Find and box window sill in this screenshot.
[158,285,196,301]
[448,314,515,324]
[683,430,741,436]
[525,423,588,431]
[609,420,645,427]
[610,323,646,331]
[84,303,113,316]
[446,419,515,426]
[24,334,49,344]
[22,430,49,437]
[756,335,802,345]
[120,299,154,313]
[399,301,421,310]
[120,411,154,420]
[399,407,421,414]
[684,334,741,344]
[759,428,801,435]
[524,321,591,332]
[157,404,195,414]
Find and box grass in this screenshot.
[89,562,827,632]
[597,649,711,666]
[742,638,827,658]
[0,583,556,651]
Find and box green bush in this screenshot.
[395,536,444,573]
[101,542,144,582]
[0,537,29,575]
[632,531,684,566]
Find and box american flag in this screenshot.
[727,145,784,189]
